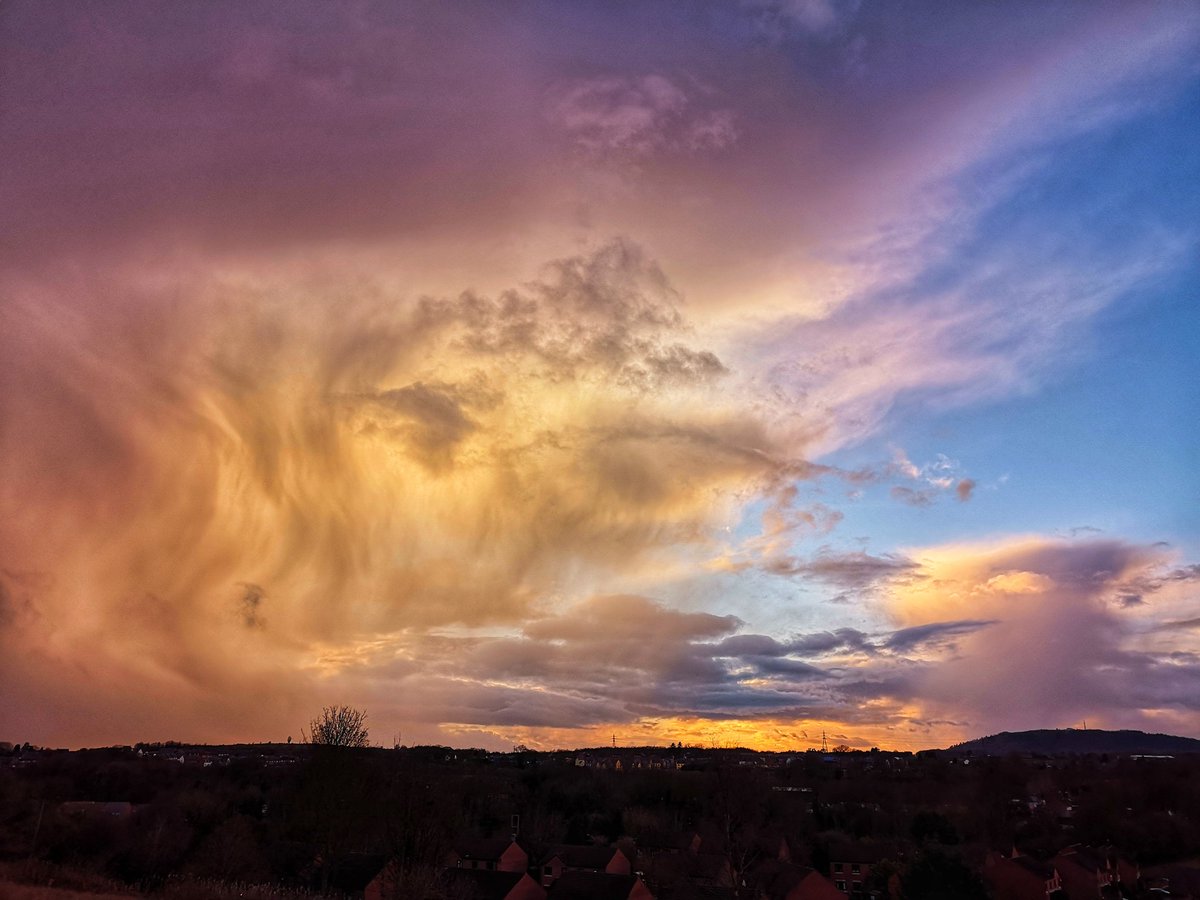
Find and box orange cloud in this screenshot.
[0,243,830,746]
[881,537,1200,735]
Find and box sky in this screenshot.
[1,0,1198,752]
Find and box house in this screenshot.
[757,833,798,864]
[689,851,736,888]
[675,889,736,900]
[640,846,725,898]
[441,869,546,900]
[1052,846,1122,900]
[446,837,529,873]
[333,854,390,899]
[984,853,1065,900]
[827,841,897,899]
[750,860,847,900]
[546,871,655,900]
[639,831,704,856]
[366,863,545,900]
[539,845,632,887]
[1108,850,1138,890]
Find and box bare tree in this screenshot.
[307,705,370,747]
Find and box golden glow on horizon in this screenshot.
[441,714,956,753]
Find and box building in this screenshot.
[827,841,897,899]
[443,869,546,900]
[750,860,848,900]
[984,853,1065,900]
[546,871,655,900]
[539,845,632,887]
[446,837,529,873]
[1052,846,1123,900]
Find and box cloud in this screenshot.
[882,619,996,653]
[768,549,920,591]
[547,75,737,158]
[280,594,1026,746]
[362,381,486,471]
[743,0,861,37]
[879,450,975,508]
[306,598,1019,746]
[983,571,1053,595]
[890,486,934,507]
[525,594,741,643]
[1157,618,1200,632]
[788,628,872,655]
[0,240,837,745]
[1112,563,1200,609]
[884,537,1200,733]
[0,2,565,270]
[733,8,1200,453]
[238,583,266,630]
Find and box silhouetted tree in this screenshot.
[910,810,959,845]
[187,814,270,882]
[370,764,468,900]
[712,766,769,898]
[866,858,903,898]
[901,848,987,900]
[307,706,369,748]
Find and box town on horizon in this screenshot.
[4,720,1200,899]
[9,722,1200,760]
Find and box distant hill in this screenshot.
[945,728,1200,756]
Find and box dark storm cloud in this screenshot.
[357,596,1018,733]
[788,628,873,655]
[238,583,266,630]
[882,619,996,653]
[1113,562,1200,609]
[768,549,921,590]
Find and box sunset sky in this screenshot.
[2,1,1198,751]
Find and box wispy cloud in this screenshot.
[547,75,737,158]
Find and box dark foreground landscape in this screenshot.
[2,729,1200,900]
